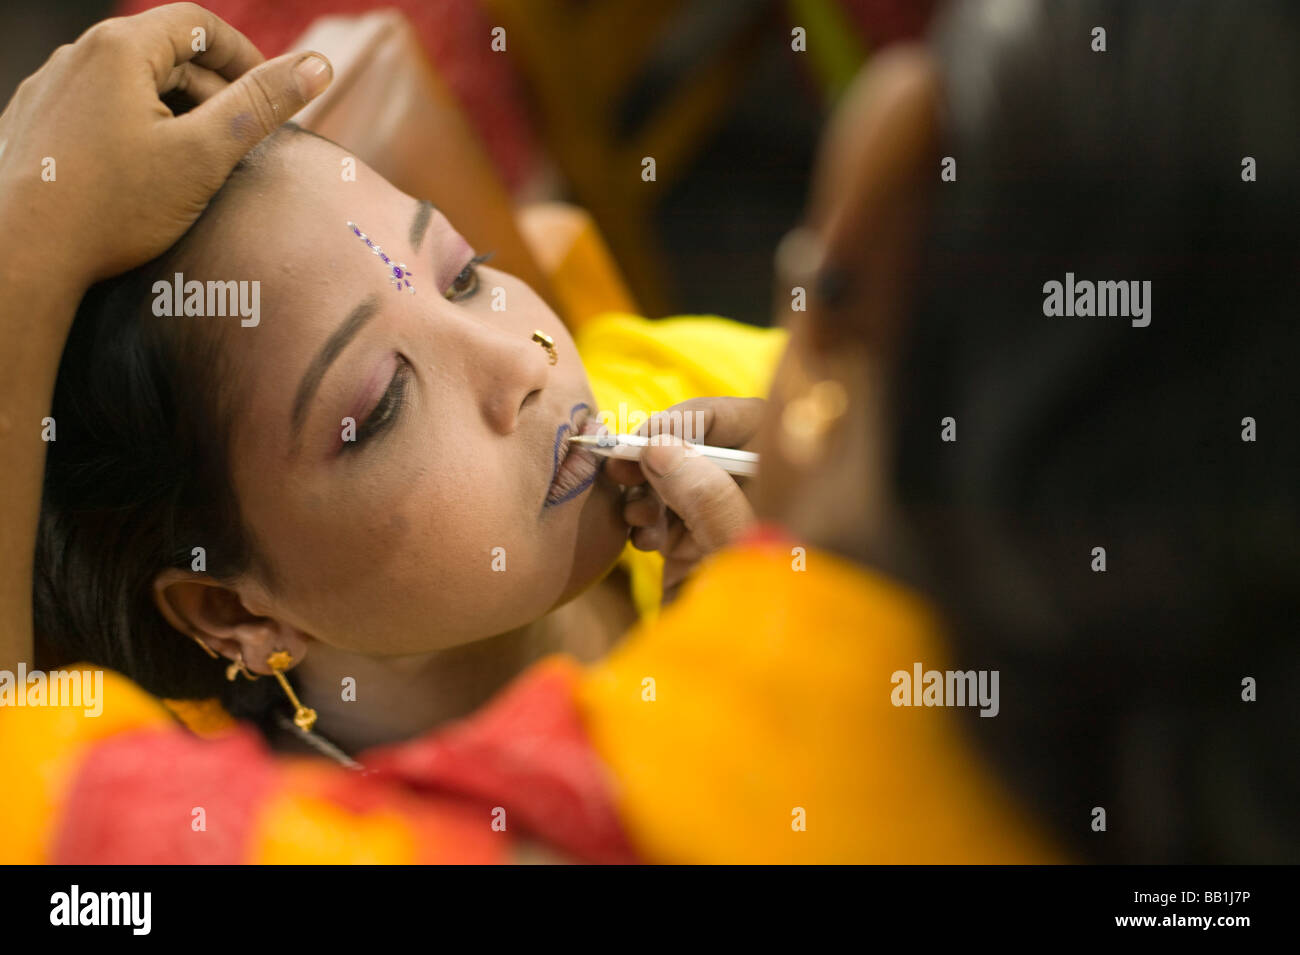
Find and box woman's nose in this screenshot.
[464,322,551,434]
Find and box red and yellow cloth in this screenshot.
[578,526,1058,863]
[3,529,1057,863]
[4,654,634,864]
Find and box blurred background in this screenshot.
[1,0,937,325]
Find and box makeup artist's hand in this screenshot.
[608,397,761,604]
[0,2,333,288]
[0,4,331,670]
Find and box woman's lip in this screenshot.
[544,407,603,508]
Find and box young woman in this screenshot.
[20,56,782,766]
[1,4,777,865]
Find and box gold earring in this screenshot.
[225,651,257,683]
[188,633,220,659]
[779,379,848,468]
[532,329,557,365]
[266,649,318,732]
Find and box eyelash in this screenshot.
[444,251,495,301]
[347,356,412,451]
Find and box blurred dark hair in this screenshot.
[890,0,1300,861]
[32,124,318,727]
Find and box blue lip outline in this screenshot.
[543,402,602,509]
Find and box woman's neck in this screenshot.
[288,568,636,755]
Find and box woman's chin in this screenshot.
[552,471,629,605]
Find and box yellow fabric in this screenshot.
[576,542,1062,863]
[0,665,174,863]
[161,696,238,738]
[251,774,418,865]
[576,312,788,620]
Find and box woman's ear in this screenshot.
[801,44,942,361]
[152,568,312,675]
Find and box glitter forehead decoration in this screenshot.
[346,221,414,293]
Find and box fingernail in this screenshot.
[643,443,685,478]
[293,54,332,100]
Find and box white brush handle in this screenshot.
[569,434,759,477]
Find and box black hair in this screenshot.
[889,0,1300,861]
[32,123,321,728]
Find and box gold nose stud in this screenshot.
[532,329,557,365]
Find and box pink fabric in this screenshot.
[53,725,275,864]
[362,659,641,865]
[52,661,637,863]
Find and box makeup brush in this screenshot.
[567,433,759,477]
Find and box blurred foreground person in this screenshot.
[607,0,1299,862]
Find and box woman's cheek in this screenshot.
[385,508,548,642]
[480,268,563,336]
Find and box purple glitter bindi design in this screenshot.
[346,221,415,293]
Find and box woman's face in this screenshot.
[755,46,939,555]
[179,133,628,655]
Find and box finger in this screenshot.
[632,498,672,552]
[695,396,764,448]
[639,441,755,553]
[634,408,710,440]
[604,457,647,487]
[631,524,665,552]
[623,491,663,529]
[661,559,695,605]
[161,60,227,104]
[662,520,705,565]
[663,558,691,591]
[635,397,765,449]
[169,49,332,165]
[128,2,266,88]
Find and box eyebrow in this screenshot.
[291,293,381,445]
[410,198,435,251]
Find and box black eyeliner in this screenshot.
[346,356,411,451]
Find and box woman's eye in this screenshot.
[444,251,495,302]
[346,357,411,451]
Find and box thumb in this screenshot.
[170,50,333,173]
[640,442,754,553]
